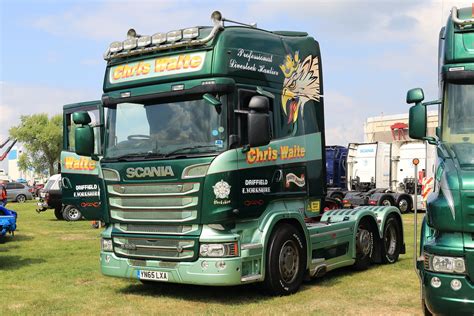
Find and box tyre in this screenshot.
[353,219,374,270]
[54,207,64,220]
[378,195,393,207]
[16,194,26,203]
[397,196,412,214]
[264,223,306,295]
[382,215,402,263]
[62,205,82,221]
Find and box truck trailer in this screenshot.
[407,6,474,314]
[69,11,405,295]
[336,141,435,213]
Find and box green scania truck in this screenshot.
[69,11,405,295]
[407,6,474,314]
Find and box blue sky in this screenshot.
[0,0,471,168]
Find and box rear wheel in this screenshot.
[16,194,26,203]
[54,207,64,220]
[397,196,412,214]
[353,219,374,270]
[63,205,82,221]
[378,195,393,207]
[264,224,306,295]
[331,192,344,202]
[382,216,402,263]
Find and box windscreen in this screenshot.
[105,95,227,159]
[443,83,474,166]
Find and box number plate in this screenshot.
[137,270,169,282]
[343,203,351,208]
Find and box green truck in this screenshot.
[407,6,474,314]
[71,11,405,295]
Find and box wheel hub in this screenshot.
[357,229,371,255]
[279,240,299,283]
[398,200,408,212]
[385,225,397,255]
[68,208,80,220]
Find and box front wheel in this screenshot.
[382,216,402,263]
[62,205,82,221]
[264,224,306,295]
[16,194,26,203]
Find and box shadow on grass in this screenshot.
[119,282,270,304]
[117,266,364,303]
[0,255,46,270]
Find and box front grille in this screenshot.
[107,183,199,222]
[113,236,195,260]
[115,223,198,235]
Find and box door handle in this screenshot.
[273,169,283,183]
[61,177,72,189]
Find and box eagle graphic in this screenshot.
[280,51,320,124]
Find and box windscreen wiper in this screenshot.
[110,152,165,162]
[164,145,218,157]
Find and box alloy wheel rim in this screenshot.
[279,240,299,283]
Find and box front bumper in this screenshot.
[100,252,246,286]
[422,270,474,315]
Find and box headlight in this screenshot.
[101,238,113,252]
[199,242,239,258]
[425,252,466,274]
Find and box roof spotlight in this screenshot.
[211,11,222,22]
[127,28,137,38]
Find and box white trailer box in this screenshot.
[346,142,392,191]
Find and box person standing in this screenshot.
[0,184,7,207]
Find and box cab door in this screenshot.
[61,101,105,220]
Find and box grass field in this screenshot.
[1,202,423,315]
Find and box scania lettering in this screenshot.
[126,166,174,178]
[73,11,405,295]
[407,6,474,314]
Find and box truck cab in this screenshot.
[407,6,474,314]
[73,11,405,295]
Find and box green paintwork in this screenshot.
[410,6,474,314]
[76,17,405,290]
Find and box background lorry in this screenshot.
[327,141,436,213]
[71,11,405,295]
[407,6,474,314]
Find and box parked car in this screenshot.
[5,182,33,203]
[37,174,63,219]
[36,174,82,221]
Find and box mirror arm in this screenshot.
[423,136,438,145]
[422,99,441,106]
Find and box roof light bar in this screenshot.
[151,32,167,45]
[109,41,123,53]
[167,30,182,43]
[123,38,137,50]
[103,10,225,60]
[183,27,199,40]
[137,35,152,48]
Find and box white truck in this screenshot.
[340,141,435,213]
